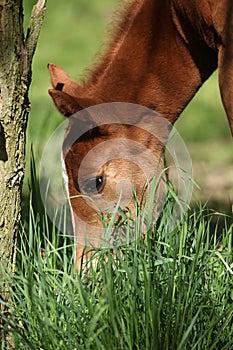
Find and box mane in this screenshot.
[81,0,143,88]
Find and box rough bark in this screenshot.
[0,0,46,337]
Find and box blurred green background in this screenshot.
[23,0,232,212]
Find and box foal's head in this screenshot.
[49,64,168,266]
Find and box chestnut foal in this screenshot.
[49,0,233,269]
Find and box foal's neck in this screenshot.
[84,0,217,124]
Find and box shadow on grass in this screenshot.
[190,200,232,238]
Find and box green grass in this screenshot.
[1,157,233,349]
[1,192,232,349]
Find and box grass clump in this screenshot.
[0,200,232,349]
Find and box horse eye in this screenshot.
[81,175,105,195]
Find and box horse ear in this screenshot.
[48,63,83,97]
[48,63,103,117]
[49,88,102,118]
[48,89,84,117]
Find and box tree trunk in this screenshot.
[0,0,46,338]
